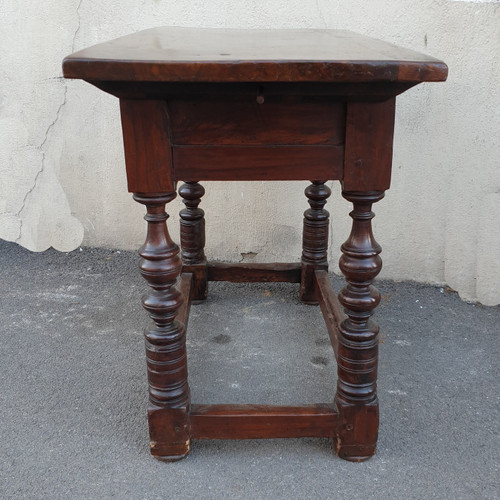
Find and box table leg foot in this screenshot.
[148,406,190,460]
[300,180,331,304]
[335,190,384,461]
[334,402,378,461]
[154,454,190,463]
[336,447,376,463]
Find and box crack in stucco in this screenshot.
[315,0,328,28]
[72,0,84,52]
[15,0,83,243]
[14,96,67,242]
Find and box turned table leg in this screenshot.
[133,193,190,461]
[179,181,208,301]
[335,190,384,461]
[300,180,331,304]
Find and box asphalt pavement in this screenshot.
[1,239,498,499]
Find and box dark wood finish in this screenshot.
[120,100,175,194]
[168,100,345,146]
[335,191,384,462]
[314,270,344,359]
[300,181,331,304]
[190,404,338,439]
[173,145,344,182]
[204,262,302,283]
[63,27,448,84]
[179,182,207,301]
[63,27,447,462]
[90,81,419,102]
[177,273,193,329]
[343,99,396,192]
[133,193,190,461]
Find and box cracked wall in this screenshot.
[0,1,84,251]
[1,0,499,305]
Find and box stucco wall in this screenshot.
[1,0,499,305]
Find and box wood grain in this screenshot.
[133,193,190,460]
[314,270,344,359]
[179,182,208,301]
[335,191,384,462]
[343,99,396,192]
[173,145,344,182]
[299,181,331,303]
[168,100,345,146]
[177,273,193,329]
[120,100,175,194]
[63,27,448,83]
[64,26,448,462]
[204,262,302,283]
[90,81,418,101]
[190,404,338,439]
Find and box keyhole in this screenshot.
[256,86,264,104]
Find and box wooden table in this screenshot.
[63,27,447,462]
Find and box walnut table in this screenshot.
[63,27,447,462]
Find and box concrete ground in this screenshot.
[1,239,498,500]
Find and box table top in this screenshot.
[63,27,447,84]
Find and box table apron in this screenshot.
[120,97,395,192]
[173,145,344,181]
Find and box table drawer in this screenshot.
[168,99,346,146]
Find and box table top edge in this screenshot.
[62,27,448,84]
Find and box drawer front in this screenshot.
[168,99,346,146]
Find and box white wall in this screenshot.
[1,0,499,305]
